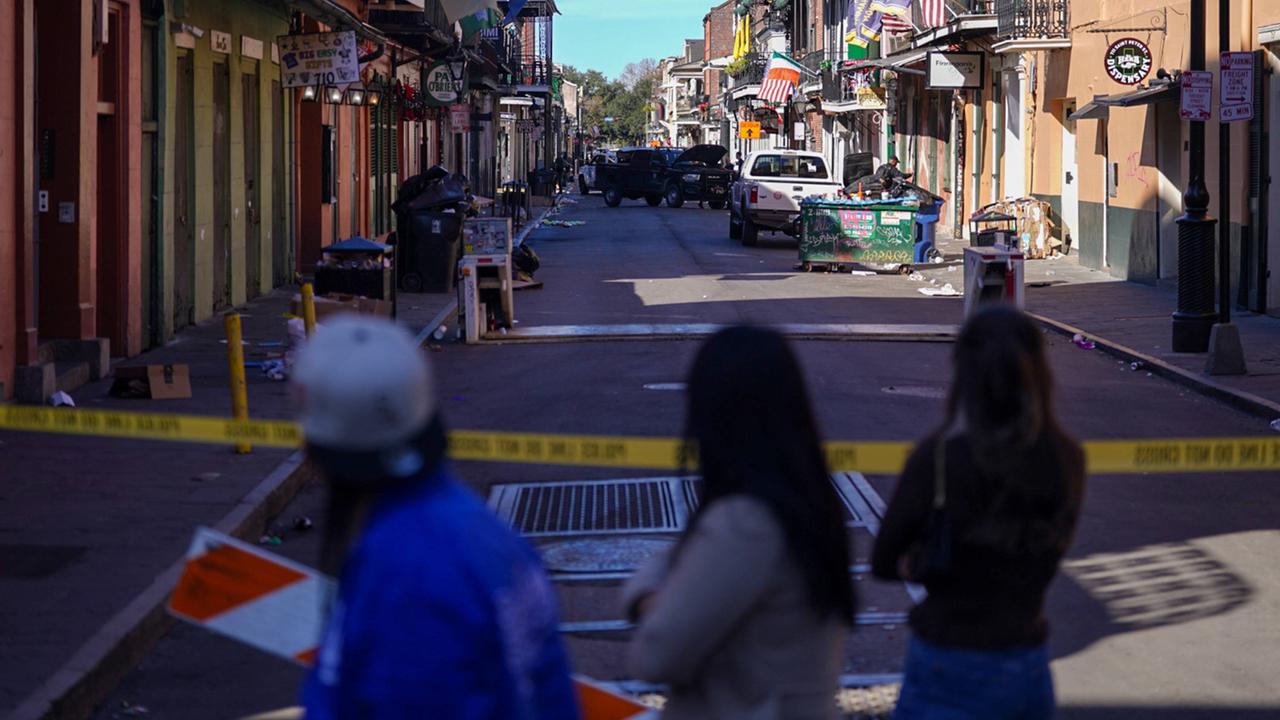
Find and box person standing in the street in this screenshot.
[872,306,1086,720]
[621,326,852,720]
[734,151,744,175]
[554,153,570,194]
[292,315,579,720]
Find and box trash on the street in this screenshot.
[261,360,287,381]
[192,472,220,483]
[109,364,193,400]
[918,284,959,297]
[48,391,76,407]
[293,516,314,532]
[908,273,926,282]
[1129,361,1144,372]
[1072,333,1096,350]
[1270,419,1280,432]
[432,325,448,341]
[258,535,283,546]
[115,701,150,717]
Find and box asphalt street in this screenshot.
[93,196,1279,719]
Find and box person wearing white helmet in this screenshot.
[293,315,580,720]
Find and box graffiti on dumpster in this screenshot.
[801,206,915,264]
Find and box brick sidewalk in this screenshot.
[0,286,452,718]
[921,237,1280,417]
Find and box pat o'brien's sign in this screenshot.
[424,62,469,106]
[1105,38,1153,86]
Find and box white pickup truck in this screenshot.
[729,150,842,246]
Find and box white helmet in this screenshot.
[292,315,437,480]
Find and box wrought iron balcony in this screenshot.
[996,0,1069,47]
[501,56,554,90]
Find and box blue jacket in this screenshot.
[302,467,581,720]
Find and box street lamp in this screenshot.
[325,85,344,104]
[345,86,366,106]
[301,85,319,102]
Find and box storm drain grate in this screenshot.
[488,477,692,537]
[489,475,872,536]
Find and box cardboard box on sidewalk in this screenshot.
[109,364,193,399]
[289,293,392,321]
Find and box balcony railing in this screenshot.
[996,0,1068,40]
[728,53,767,88]
[501,56,554,88]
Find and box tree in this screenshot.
[618,58,659,91]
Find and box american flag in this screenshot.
[920,0,946,28]
[881,13,914,34]
[759,52,804,104]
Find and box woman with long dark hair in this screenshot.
[621,326,853,719]
[872,307,1086,719]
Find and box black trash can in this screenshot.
[396,210,463,293]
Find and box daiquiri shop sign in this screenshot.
[423,61,469,107]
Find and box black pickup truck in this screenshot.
[596,145,733,209]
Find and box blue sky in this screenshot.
[553,0,710,79]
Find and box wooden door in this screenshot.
[212,62,230,310]
[242,71,261,299]
[173,53,195,328]
[271,79,287,285]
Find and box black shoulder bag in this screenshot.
[905,438,953,583]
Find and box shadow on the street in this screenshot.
[1060,542,1251,630]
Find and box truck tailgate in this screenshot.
[752,180,841,212]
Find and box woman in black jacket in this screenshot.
[873,307,1086,719]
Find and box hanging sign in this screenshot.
[926,51,984,89]
[277,31,359,89]
[1219,52,1255,123]
[424,61,468,107]
[1179,70,1212,122]
[1104,38,1153,86]
[450,103,472,132]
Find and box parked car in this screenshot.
[659,144,733,209]
[729,150,841,246]
[594,148,670,207]
[577,150,616,195]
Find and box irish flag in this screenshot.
[759,52,804,104]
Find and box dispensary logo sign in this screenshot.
[1105,38,1153,85]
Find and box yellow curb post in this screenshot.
[224,313,252,454]
[300,283,317,338]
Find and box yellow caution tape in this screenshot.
[3,407,1279,474]
[0,406,303,449]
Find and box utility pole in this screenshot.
[1171,0,1216,353]
[1205,0,1247,374]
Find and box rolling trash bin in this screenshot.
[392,167,473,293]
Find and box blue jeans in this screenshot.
[893,637,1055,720]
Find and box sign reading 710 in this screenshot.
[277,31,359,89]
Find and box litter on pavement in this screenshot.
[918,284,960,297]
[1072,333,1097,350]
[48,391,76,407]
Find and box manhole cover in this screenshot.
[540,537,676,573]
[880,384,947,399]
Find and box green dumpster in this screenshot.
[799,198,919,267]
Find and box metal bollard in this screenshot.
[224,313,251,454]
[1172,180,1217,353]
[301,282,317,338]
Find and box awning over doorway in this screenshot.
[1069,81,1179,121]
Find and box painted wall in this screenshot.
[162,0,291,330]
[0,0,38,398]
